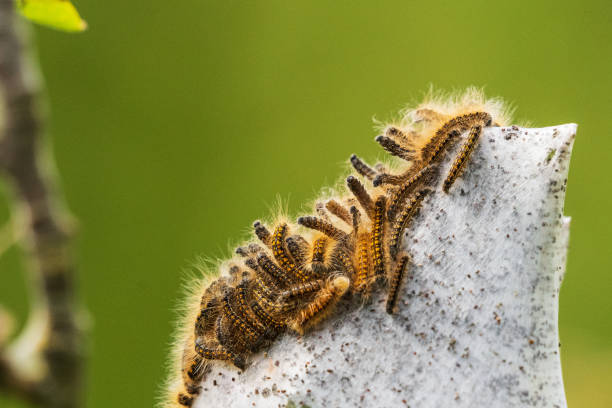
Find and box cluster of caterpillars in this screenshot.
[171,90,509,407]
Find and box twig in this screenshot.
[0,1,84,407]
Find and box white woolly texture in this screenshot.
[193,124,576,408]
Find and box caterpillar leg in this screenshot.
[442,124,483,192]
[290,275,350,335]
[386,253,410,314]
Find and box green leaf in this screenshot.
[15,0,87,33]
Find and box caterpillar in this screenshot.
[162,87,513,407]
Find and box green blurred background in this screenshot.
[1,0,611,407]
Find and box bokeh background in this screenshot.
[1,1,611,407]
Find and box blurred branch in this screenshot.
[0,1,84,407]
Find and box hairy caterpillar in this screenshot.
[162,88,513,407]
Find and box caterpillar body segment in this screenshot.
[353,233,372,291]
[325,199,353,225]
[421,111,492,166]
[290,275,351,335]
[250,297,285,331]
[310,236,329,274]
[279,279,325,300]
[333,245,355,277]
[350,205,361,232]
[375,134,415,161]
[177,338,204,407]
[256,252,293,287]
[194,297,220,337]
[297,216,348,241]
[386,253,411,314]
[270,223,312,282]
[253,221,271,246]
[386,166,432,222]
[194,341,239,367]
[388,189,429,258]
[383,126,414,145]
[443,124,483,192]
[285,234,310,266]
[350,154,378,180]
[346,175,374,218]
[370,196,387,278]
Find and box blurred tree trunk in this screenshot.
[0,1,84,407]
